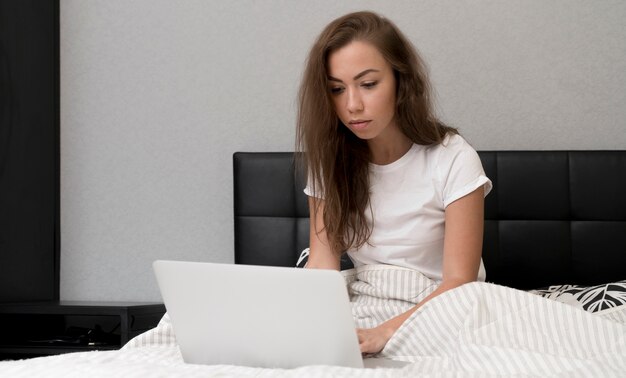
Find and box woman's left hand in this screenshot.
[356,324,396,355]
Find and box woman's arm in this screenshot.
[357,186,485,354]
[305,196,341,270]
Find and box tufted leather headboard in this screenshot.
[234,151,626,290]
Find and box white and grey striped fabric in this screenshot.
[2,264,625,377]
[344,264,439,330]
[597,304,626,324]
[346,264,626,375]
[123,312,177,348]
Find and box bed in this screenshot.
[1,150,625,377]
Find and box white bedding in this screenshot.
[2,265,625,377]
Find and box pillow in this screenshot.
[529,280,626,313]
[296,248,310,268]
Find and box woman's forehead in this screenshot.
[327,41,391,79]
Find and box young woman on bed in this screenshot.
[296,11,492,356]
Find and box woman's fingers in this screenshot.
[356,327,388,355]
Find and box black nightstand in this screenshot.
[0,301,166,360]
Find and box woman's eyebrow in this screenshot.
[328,69,380,83]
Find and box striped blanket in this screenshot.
[2,265,625,377]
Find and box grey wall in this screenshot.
[60,0,626,301]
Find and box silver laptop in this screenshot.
[153,260,365,369]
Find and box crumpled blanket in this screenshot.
[124,264,626,376]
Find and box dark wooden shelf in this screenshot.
[0,301,166,360]
[0,301,165,315]
[0,344,119,355]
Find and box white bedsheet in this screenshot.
[2,265,625,377]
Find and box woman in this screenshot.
[296,11,492,355]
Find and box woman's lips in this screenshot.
[349,120,371,130]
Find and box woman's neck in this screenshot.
[367,127,413,165]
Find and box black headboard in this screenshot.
[234,151,626,290]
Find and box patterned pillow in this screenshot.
[295,248,310,268]
[529,280,626,313]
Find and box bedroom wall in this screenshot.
[60,0,626,301]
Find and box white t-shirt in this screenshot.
[304,134,492,282]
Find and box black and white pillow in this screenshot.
[296,248,310,268]
[530,280,626,313]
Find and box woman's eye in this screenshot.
[362,81,378,89]
[330,87,344,95]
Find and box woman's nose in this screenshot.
[346,89,363,113]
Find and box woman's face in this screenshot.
[327,40,398,142]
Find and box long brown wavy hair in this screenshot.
[296,11,457,255]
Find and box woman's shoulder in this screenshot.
[425,133,475,157]
[441,132,471,149]
[427,133,481,172]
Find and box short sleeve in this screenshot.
[437,134,492,208]
[304,170,324,198]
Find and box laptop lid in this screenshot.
[153,260,364,369]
